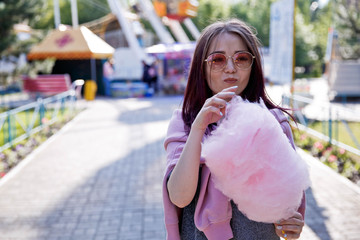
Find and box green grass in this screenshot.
[308,121,360,149]
[0,108,72,147]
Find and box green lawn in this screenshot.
[308,121,360,149]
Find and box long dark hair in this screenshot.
[182,19,290,133]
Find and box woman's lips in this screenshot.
[224,78,238,84]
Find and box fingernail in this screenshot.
[284,234,287,238]
[220,112,223,116]
[276,226,282,230]
[230,86,238,89]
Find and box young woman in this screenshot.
[163,19,305,240]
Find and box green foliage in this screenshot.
[229,0,275,46]
[19,58,56,78]
[294,1,332,78]
[333,0,360,59]
[0,0,45,55]
[192,0,227,31]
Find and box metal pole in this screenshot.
[71,0,79,28]
[329,105,332,144]
[290,0,296,110]
[183,18,200,40]
[91,58,96,81]
[53,0,61,28]
[7,113,11,146]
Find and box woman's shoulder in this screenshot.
[164,109,187,149]
[168,109,184,131]
[269,108,288,124]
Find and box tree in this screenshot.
[229,0,276,47]
[192,0,227,32]
[0,0,44,56]
[295,1,332,77]
[333,0,360,59]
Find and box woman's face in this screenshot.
[205,32,252,95]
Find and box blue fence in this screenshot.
[0,90,79,152]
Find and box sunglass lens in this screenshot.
[234,53,252,68]
[208,54,226,70]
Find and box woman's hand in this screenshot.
[192,86,238,131]
[274,212,304,239]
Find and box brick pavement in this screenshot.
[0,96,359,240]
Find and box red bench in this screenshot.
[22,74,72,97]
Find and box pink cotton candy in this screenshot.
[202,96,310,223]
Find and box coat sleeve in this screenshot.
[162,109,188,240]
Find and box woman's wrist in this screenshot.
[189,125,207,141]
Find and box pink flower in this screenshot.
[339,148,346,155]
[314,141,324,151]
[328,155,337,163]
[300,134,307,141]
[41,117,49,124]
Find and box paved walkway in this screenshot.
[0,96,359,240]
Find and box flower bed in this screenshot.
[293,128,360,186]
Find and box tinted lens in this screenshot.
[207,53,227,70]
[233,52,253,69]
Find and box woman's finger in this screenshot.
[205,97,228,109]
[281,224,303,232]
[202,106,224,117]
[277,212,304,226]
[282,231,301,239]
[215,91,236,101]
[221,85,239,92]
[275,227,301,240]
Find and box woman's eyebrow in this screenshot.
[234,50,248,53]
[209,50,225,55]
[209,49,248,55]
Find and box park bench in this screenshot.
[22,74,84,99]
[22,74,71,97]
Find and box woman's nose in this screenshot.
[224,57,236,73]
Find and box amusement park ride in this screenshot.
[106,0,200,94]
